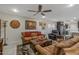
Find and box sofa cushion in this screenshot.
[31,33,38,37]
[22,32,31,37]
[22,31,41,37]
[24,37,32,41]
[44,45,57,54]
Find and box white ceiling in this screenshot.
[0,4,79,20]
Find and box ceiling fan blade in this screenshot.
[28,10,37,12]
[43,10,52,12]
[38,4,42,11]
[41,12,45,16]
[33,12,39,16]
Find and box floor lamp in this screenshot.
[3,20,8,46]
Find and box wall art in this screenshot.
[25,20,36,30]
[10,20,20,29]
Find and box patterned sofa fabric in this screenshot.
[21,31,45,44]
[21,31,41,37]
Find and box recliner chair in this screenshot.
[48,30,60,40]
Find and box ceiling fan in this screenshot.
[28,4,52,16]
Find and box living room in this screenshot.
[0,4,79,55]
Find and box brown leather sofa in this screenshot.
[33,36,79,55]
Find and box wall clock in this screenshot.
[10,20,20,29]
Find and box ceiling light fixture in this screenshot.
[12,8,19,13]
[73,17,77,19]
[70,20,74,22]
[67,4,75,7]
[42,15,46,18]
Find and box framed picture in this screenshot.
[25,20,36,29]
[39,21,46,30]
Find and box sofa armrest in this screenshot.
[35,45,51,55]
[30,40,38,45]
[31,39,52,46]
[56,36,79,48]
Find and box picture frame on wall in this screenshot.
[25,20,36,30]
[39,21,46,30]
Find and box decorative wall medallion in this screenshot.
[39,21,46,30]
[25,20,36,30]
[10,20,20,29]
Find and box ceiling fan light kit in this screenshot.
[28,4,52,16]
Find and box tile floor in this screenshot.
[3,41,35,55]
[3,38,22,55]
